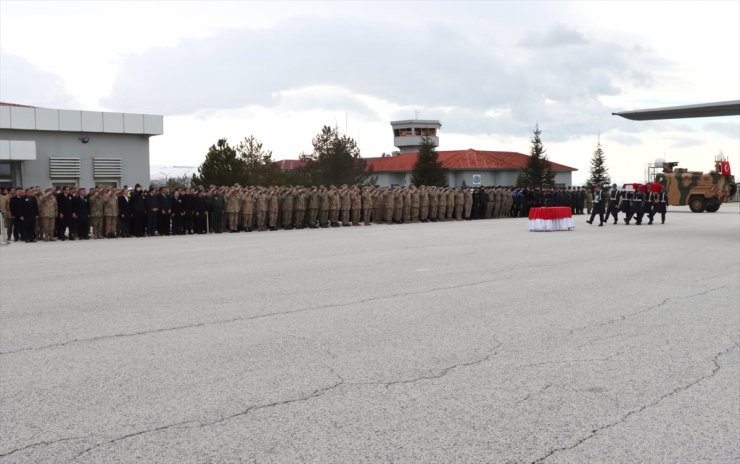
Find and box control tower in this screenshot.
[390,119,441,154]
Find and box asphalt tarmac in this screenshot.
[1,205,739,463]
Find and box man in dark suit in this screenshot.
[73,188,91,239]
[158,187,172,236]
[117,189,132,237]
[20,188,39,242]
[130,184,146,237]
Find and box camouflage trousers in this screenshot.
[269,211,278,229]
[464,204,472,219]
[91,216,104,238]
[257,210,267,231]
[363,208,372,225]
[104,216,117,236]
[402,205,411,223]
[455,205,463,221]
[319,209,329,227]
[385,207,393,223]
[394,207,402,223]
[282,210,292,228]
[39,217,55,241]
[329,209,339,226]
[351,208,360,226]
[438,205,446,220]
[227,212,239,231]
[242,212,253,231]
[294,209,305,228]
[307,208,318,227]
[340,208,351,225]
[419,206,428,221]
[411,207,419,222]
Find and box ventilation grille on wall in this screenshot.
[49,157,81,179]
[93,158,122,178]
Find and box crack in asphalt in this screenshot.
[513,351,624,370]
[0,435,91,459]
[529,342,739,464]
[0,276,507,357]
[58,342,501,461]
[568,285,728,336]
[515,384,553,405]
[68,420,199,463]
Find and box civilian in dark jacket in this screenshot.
[130,184,147,237]
[9,189,23,241]
[21,188,39,242]
[118,191,132,237]
[171,190,185,235]
[145,187,159,236]
[72,188,90,239]
[192,190,207,234]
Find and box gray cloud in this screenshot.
[606,132,643,146]
[703,120,740,138]
[670,136,705,149]
[103,19,666,141]
[0,53,80,108]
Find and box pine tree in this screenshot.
[236,135,286,186]
[587,139,611,188]
[517,124,555,188]
[411,137,447,186]
[297,126,370,186]
[193,138,247,186]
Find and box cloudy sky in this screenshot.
[1,0,738,184]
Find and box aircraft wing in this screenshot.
[612,100,740,120]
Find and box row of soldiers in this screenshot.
[587,184,668,226]
[1,184,528,241]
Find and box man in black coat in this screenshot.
[9,188,23,242]
[130,184,147,237]
[72,188,91,239]
[171,189,185,235]
[146,187,159,236]
[20,188,39,242]
[604,184,621,225]
[117,190,132,237]
[181,188,193,234]
[192,189,207,234]
[157,187,172,236]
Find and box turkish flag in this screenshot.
[720,161,731,176]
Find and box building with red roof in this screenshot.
[277,119,577,187]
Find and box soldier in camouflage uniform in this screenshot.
[463,188,473,219]
[38,188,58,241]
[103,188,119,238]
[281,187,294,229]
[225,185,241,232]
[361,186,373,225]
[446,188,456,221]
[318,185,330,228]
[350,186,362,226]
[241,188,255,232]
[410,186,420,223]
[256,188,268,231]
[268,188,280,231]
[339,185,351,226]
[294,187,307,229]
[328,186,340,227]
[307,186,319,228]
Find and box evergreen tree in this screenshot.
[587,139,611,188]
[517,124,555,188]
[194,138,247,186]
[411,137,447,186]
[236,135,286,186]
[297,126,370,186]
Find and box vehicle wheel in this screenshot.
[705,197,720,213]
[688,195,706,213]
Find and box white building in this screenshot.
[0,102,163,188]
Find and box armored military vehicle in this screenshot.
[652,157,736,212]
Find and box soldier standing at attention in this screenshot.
[427,186,437,221]
[241,188,255,232]
[350,186,362,226]
[383,187,394,224]
[0,188,10,241]
[38,188,57,241]
[307,186,319,228]
[419,186,429,222]
[586,185,605,226]
[103,187,119,238]
[410,186,420,223]
[328,186,340,227]
[585,187,594,215]
[281,186,294,230]
[463,187,473,219]
[392,187,403,223]
[268,188,279,231]
[435,188,454,221]
[402,187,411,224]
[255,188,267,232]
[225,185,241,232]
[362,186,374,225]
[318,186,330,228]
[446,188,456,221]
[294,187,307,229]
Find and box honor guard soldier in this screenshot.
[586,185,605,226]
[605,183,621,225]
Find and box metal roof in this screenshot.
[612,100,740,120]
